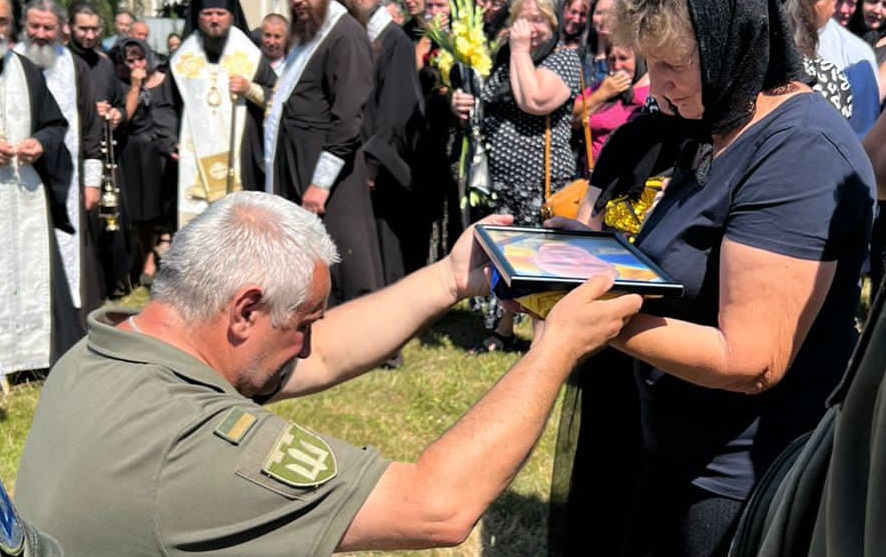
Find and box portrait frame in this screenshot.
[474,225,684,298]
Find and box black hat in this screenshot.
[183,0,251,38]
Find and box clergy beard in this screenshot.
[292,0,329,44]
[203,34,228,60]
[22,39,57,70]
[0,37,8,59]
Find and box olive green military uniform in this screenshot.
[14,307,390,557]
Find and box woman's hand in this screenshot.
[130,67,147,88]
[598,71,632,99]
[510,18,532,54]
[451,88,476,121]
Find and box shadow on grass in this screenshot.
[417,305,532,353]
[480,491,550,556]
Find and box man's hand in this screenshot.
[16,138,43,165]
[302,185,331,215]
[365,158,380,190]
[229,75,251,97]
[537,274,643,364]
[96,100,111,118]
[444,213,515,300]
[84,187,100,211]
[108,107,123,129]
[0,141,15,166]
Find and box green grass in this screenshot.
[0,289,560,557]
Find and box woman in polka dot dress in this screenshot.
[452,0,581,353]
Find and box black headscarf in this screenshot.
[591,0,805,211]
[690,0,804,136]
[113,37,159,76]
[182,0,251,38]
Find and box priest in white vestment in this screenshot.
[156,0,277,228]
[16,0,106,326]
[0,0,75,379]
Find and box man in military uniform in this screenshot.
[13,191,642,556]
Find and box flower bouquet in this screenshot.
[424,0,498,226]
[423,0,496,87]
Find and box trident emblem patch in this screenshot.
[262,422,338,488]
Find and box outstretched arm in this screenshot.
[337,273,642,551]
[273,214,516,398]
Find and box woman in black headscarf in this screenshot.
[112,38,177,286]
[551,0,875,555]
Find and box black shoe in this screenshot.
[468,332,516,355]
[381,352,404,370]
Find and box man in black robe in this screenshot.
[68,0,133,299]
[265,0,384,308]
[345,0,426,280]
[0,0,75,376]
[344,0,426,367]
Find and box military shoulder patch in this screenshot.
[214,407,258,445]
[0,479,23,556]
[262,422,337,488]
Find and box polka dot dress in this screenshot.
[480,47,582,225]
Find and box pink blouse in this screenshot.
[577,84,650,161]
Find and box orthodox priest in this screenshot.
[346,0,425,280]
[68,0,133,299]
[0,0,75,378]
[265,0,384,307]
[160,0,277,228]
[15,0,104,326]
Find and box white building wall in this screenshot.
[123,1,291,29]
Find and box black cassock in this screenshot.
[70,45,134,299]
[271,15,384,307]
[69,55,105,322]
[362,19,427,283]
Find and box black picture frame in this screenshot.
[474,225,684,298]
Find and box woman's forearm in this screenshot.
[125,86,140,121]
[509,50,569,115]
[610,314,764,393]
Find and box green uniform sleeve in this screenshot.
[156,410,390,557]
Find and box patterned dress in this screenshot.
[803,55,852,119]
[480,46,581,225]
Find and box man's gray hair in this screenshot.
[23,0,66,27]
[151,192,340,327]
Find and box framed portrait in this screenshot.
[474,225,684,299]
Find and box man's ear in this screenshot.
[229,286,264,339]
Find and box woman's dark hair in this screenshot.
[847,0,870,37]
[112,38,158,80]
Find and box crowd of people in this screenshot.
[2,0,886,556]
